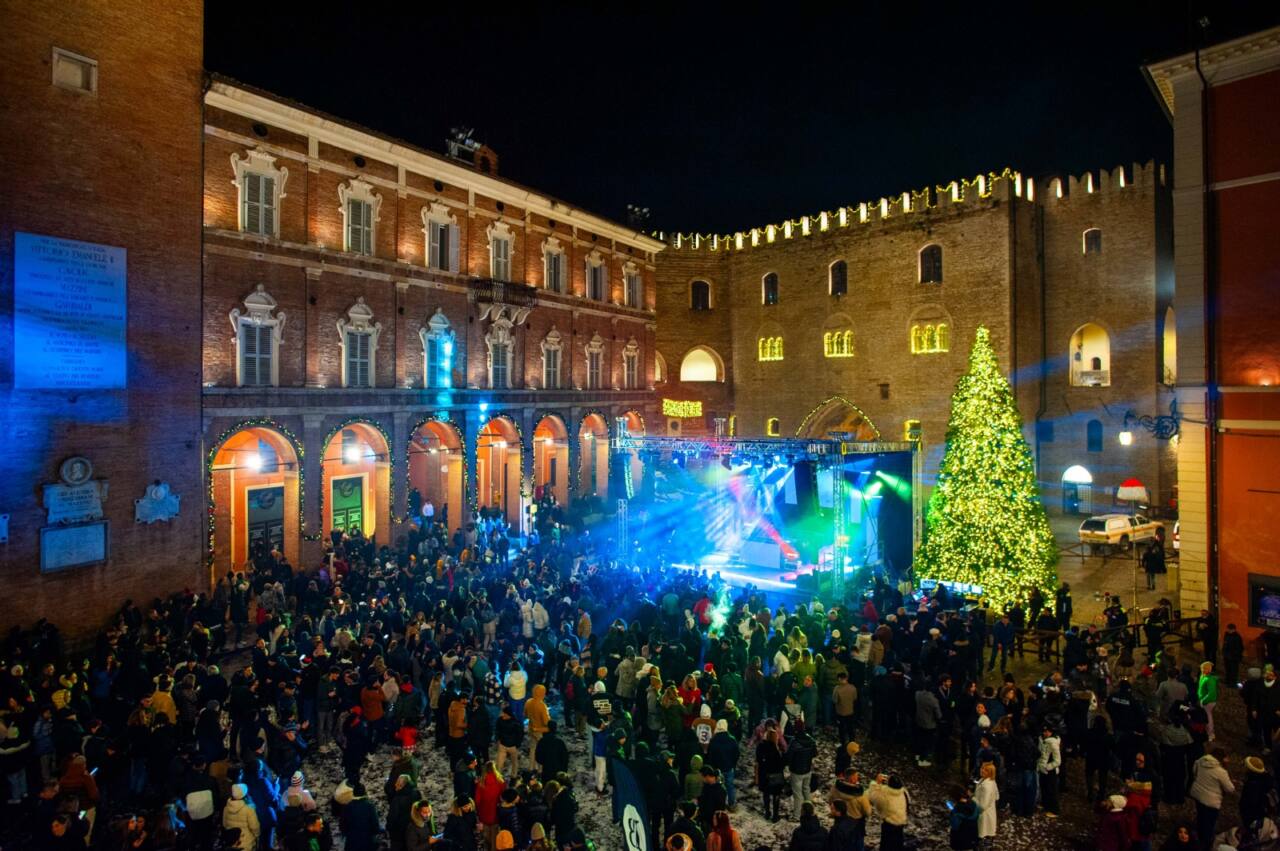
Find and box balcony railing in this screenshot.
[1072,369,1110,387]
[471,278,538,307]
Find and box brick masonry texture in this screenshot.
[655,166,1175,515]
[0,1,207,632]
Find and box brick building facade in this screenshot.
[201,80,662,574]
[0,1,206,630]
[655,166,1176,525]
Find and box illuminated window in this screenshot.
[766,418,781,437]
[421,308,454,389]
[540,327,563,390]
[762,272,779,306]
[542,237,566,292]
[621,338,640,389]
[829,260,848,296]
[231,285,284,387]
[232,150,288,238]
[1083,228,1102,255]
[488,222,513,281]
[423,203,460,272]
[585,252,607,301]
[337,298,381,388]
[904,419,921,442]
[824,330,854,358]
[910,323,949,354]
[919,244,943,284]
[758,336,783,361]
[1069,323,1111,386]
[339,179,381,256]
[585,333,605,389]
[680,347,723,382]
[691,280,711,311]
[1087,419,1103,452]
[623,263,643,308]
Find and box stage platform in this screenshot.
[672,551,852,605]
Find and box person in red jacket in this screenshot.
[1097,795,1132,851]
[474,761,506,850]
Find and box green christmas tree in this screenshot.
[916,326,1057,610]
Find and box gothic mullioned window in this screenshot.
[757,336,783,361]
[910,323,949,354]
[824,330,854,358]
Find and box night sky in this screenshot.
[205,2,1279,234]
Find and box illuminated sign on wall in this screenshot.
[14,232,127,389]
[662,398,703,418]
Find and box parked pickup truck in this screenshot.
[1078,513,1164,552]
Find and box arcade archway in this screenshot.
[408,419,464,533]
[795,396,881,441]
[533,414,569,507]
[622,410,646,496]
[477,417,523,528]
[210,425,301,571]
[578,413,610,498]
[320,423,391,544]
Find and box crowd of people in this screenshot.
[2,497,1280,851]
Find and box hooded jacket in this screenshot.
[868,781,909,826]
[1189,754,1235,809]
[222,794,261,851]
[526,684,551,735]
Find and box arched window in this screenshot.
[1069,323,1111,386]
[680,347,723,382]
[936,323,950,352]
[1087,419,1103,452]
[762,272,779,306]
[766,417,781,437]
[1163,306,1177,385]
[829,260,848,296]
[1083,228,1103,255]
[919,244,943,284]
[655,352,667,383]
[824,330,854,358]
[758,336,783,361]
[910,323,949,354]
[690,280,711,311]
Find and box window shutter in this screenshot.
[261,176,275,236]
[244,175,260,234]
[601,265,609,301]
[240,324,256,385]
[448,225,460,273]
[258,325,272,385]
[428,222,441,269]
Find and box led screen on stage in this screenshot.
[14,232,127,389]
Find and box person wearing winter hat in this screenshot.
[287,771,317,811]
[1095,794,1131,851]
[495,828,516,850]
[706,718,741,809]
[223,784,261,851]
[692,703,716,749]
[528,821,549,851]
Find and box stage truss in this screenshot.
[612,426,917,599]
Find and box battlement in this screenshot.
[659,161,1165,252]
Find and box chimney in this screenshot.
[473,144,498,176]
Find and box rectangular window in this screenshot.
[429,222,455,271]
[491,342,509,388]
[52,48,97,94]
[879,382,890,400]
[1037,420,1055,443]
[239,322,273,387]
[425,335,453,388]
[588,264,605,301]
[242,173,276,236]
[345,331,371,387]
[546,252,564,293]
[347,199,373,255]
[491,237,511,281]
[587,351,602,389]
[625,271,642,308]
[623,352,639,389]
[544,348,561,389]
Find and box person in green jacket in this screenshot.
[1198,660,1219,741]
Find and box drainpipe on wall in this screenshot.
[1034,203,1048,483]
[1194,33,1221,622]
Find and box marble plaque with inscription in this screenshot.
[43,481,107,525]
[41,522,108,573]
[14,232,127,389]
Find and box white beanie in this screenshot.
[232,783,248,800]
[1108,794,1126,812]
[593,681,606,694]
[700,704,711,718]
[715,719,728,734]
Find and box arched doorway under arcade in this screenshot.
[320,422,391,545]
[408,418,464,534]
[477,417,523,529]
[578,413,610,499]
[209,425,301,573]
[533,414,570,508]
[621,410,646,498]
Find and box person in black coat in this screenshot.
[452,754,477,803]
[787,801,828,851]
[667,799,705,851]
[534,721,570,782]
[1240,756,1278,829]
[696,767,726,834]
[828,799,862,850]
[340,782,384,851]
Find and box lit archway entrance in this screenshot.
[795,396,880,441]
[578,414,610,498]
[408,419,464,534]
[477,417,523,528]
[321,423,391,545]
[534,415,569,507]
[210,425,301,571]
[1062,464,1093,515]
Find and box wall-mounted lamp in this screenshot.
[1118,430,1133,446]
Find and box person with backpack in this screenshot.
[786,720,816,819]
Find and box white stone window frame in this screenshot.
[622,261,642,308]
[339,178,382,256]
[231,148,288,238]
[543,236,566,293]
[422,203,461,273]
[485,315,516,389]
[540,326,564,389]
[487,221,514,282]
[229,284,286,387]
[585,250,608,302]
[336,297,382,388]
[584,331,606,389]
[419,308,456,389]
[621,337,641,389]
